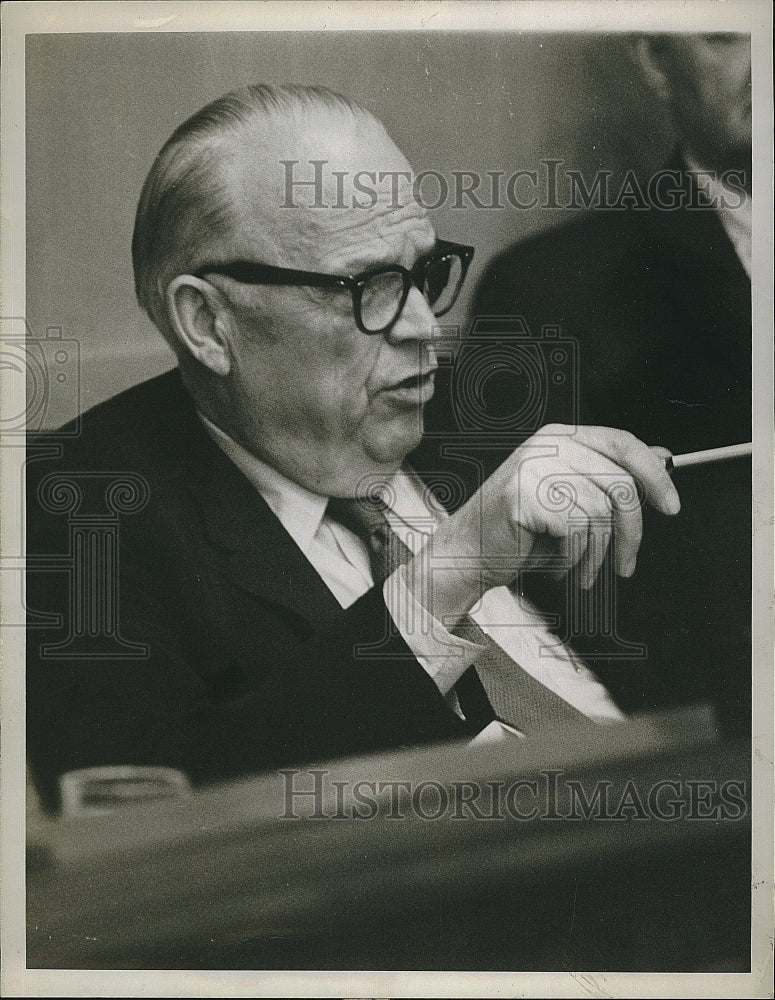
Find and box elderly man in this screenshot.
[26,84,680,813]
[467,34,752,733]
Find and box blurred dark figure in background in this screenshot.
[459,34,752,734]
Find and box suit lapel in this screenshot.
[173,387,343,629]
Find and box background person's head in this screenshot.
[633,33,751,179]
[131,84,455,496]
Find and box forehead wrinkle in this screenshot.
[256,191,434,276]
[308,201,434,270]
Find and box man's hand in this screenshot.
[407,425,681,623]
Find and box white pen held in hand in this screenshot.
[665,442,753,471]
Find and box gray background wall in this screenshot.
[26,31,673,426]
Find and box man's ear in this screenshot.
[631,35,673,103]
[165,275,233,377]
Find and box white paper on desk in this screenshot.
[469,720,526,745]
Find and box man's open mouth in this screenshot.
[389,370,436,392]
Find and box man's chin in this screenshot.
[363,420,424,471]
[293,436,419,498]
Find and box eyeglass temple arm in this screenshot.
[193,261,352,289]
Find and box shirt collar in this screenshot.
[384,467,446,529]
[197,413,440,552]
[198,412,329,553]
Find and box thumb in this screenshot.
[650,445,673,465]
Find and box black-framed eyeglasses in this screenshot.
[193,239,475,335]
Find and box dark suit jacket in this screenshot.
[442,165,751,733]
[26,370,475,812]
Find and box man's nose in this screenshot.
[386,287,440,344]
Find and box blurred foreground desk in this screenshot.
[27,706,750,971]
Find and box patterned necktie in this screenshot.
[326,495,591,735]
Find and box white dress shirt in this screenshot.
[200,414,625,729]
[684,154,752,277]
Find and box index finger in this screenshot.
[567,426,681,517]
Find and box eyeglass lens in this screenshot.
[359,252,464,331]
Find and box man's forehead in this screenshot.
[291,198,435,273]
[229,112,409,202]
[224,113,434,269]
